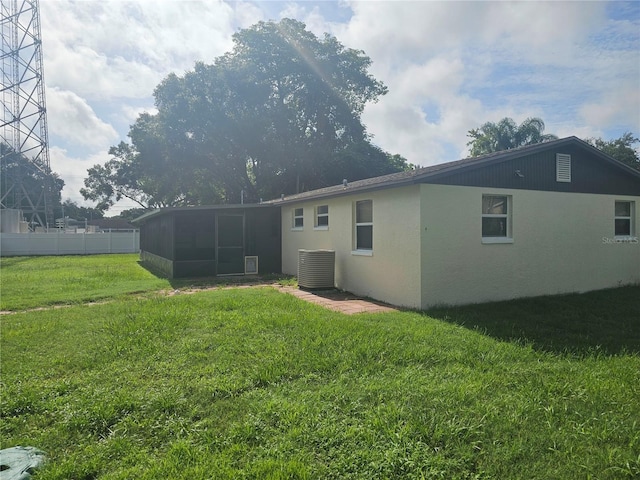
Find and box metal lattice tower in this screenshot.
[1,0,54,229]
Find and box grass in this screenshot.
[0,254,295,311]
[1,255,639,479]
[0,254,169,311]
[428,286,640,357]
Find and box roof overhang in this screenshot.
[132,203,279,224]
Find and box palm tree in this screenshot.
[467,117,557,157]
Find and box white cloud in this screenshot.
[580,80,640,131]
[326,1,639,162]
[235,1,267,29]
[50,146,111,205]
[41,1,241,100]
[336,1,606,66]
[47,87,119,148]
[34,0,640,208]
[116,104,158,128]
[391,57,465,105]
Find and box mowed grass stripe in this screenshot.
[2,284,639,479]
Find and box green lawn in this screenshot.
[0,254,170,311]
[1,255,639,479]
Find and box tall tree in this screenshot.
[219,19,389,196]
[467,117,557,156]
[1,142,64,215]
[585,132,640,171]
[81,141,152,211]
[56,199,104,222]
[117,207,148,223]
[82,19,408,211]
[81,117,225,211]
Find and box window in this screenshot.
[293,208,303,229]
[556,153,571,182]
[355,200,373,251]
[315,205,329,228]
[615,201,634,237]
[482,195,512,242]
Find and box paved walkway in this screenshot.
[279,286,397,315]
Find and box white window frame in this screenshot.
[481,195,513,244]
[614,201,634,238]
[353,200,373,255]
[292,207,304,230]
[314,205,329,230]
[556,153,571,183]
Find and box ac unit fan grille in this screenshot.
[298,249,335,289]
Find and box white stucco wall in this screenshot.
[280,185,423,308]
[281,184,639,309]
[420,184,640,307]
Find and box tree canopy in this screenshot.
[467,119,639,172]
[1,142,64,219]
[585,132,640,171]
[56,199,104,222]
[467,117,558,157]
[82,18,410,211]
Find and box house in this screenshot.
[135,137,640,308]
[272,136,640,308]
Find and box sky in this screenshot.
[35,0,640,215]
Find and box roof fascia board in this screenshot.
[132,203,277,224]
[274,178,418,205]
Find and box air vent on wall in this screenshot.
[245,256,258,275]
[298,249,335,289]
[556,153,571,182]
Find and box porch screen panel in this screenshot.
[175,213,215,261]
[217,215,245,274]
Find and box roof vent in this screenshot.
[343,179,348,188]
[556,154,571,182]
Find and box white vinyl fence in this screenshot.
[0,231,140,256]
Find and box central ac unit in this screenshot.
[297,249,335,289]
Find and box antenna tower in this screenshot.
[1,0,54,229]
